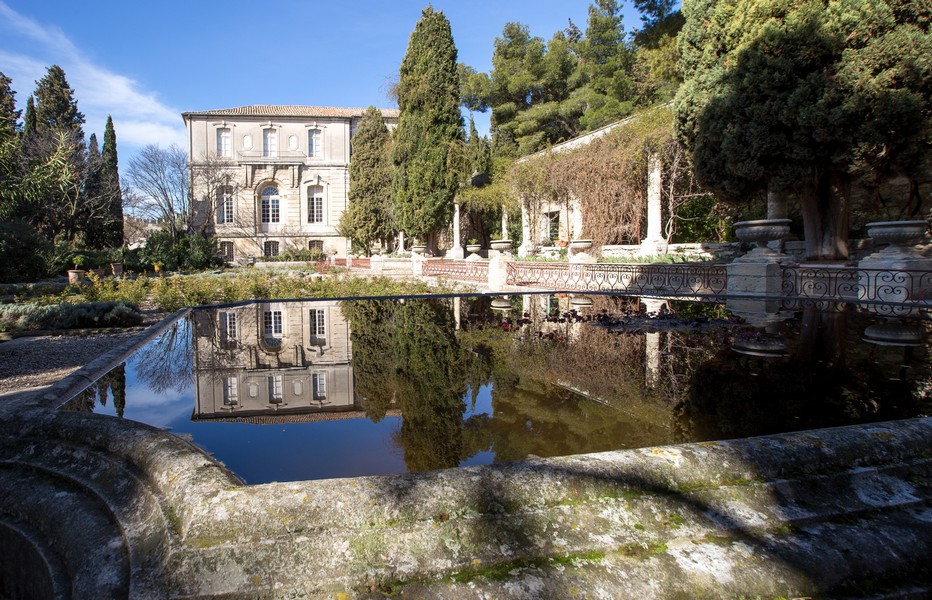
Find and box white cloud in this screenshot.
[0,1,185,150]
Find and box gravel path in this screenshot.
[0,330,149,394]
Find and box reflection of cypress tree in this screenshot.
[342,300,403,422]
[344,298,469,472]
[393,300,467,472]
[111,362,126,418]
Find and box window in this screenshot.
[220,311,237,346]
[219,241,234,262]
[216,128,231,157]
[309,240,324,252]
[223,377,238,406]
[263,241,279,257]
[268,375,283,404]
[310,308,325,345]
[547,211,560,242]
[262,128,277,157]
[264,308,282,347]
[217,186,234,224]
[308,129,321,157]
[307,186,324,223]
[312,373,327,400]
[260,187,280,224]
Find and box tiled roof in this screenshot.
[182,105,400,119]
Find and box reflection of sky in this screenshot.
[464,385,493,418]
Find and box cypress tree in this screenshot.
[101,115,123,247]
[339,106,393,254]
[23,96,36,139]
[34,65,85,142]
[0,72,20,136]
[391,6,463,244]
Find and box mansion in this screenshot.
[183,105,399,262]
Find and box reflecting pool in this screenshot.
[62,294,930,484]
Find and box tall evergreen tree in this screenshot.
[0,72,20,136]
[339,106,393,254]
[577,0,636,130]
[391,6,463,244]
[101,115,123,247]
[23,96,36,139]
[33,65,85,142]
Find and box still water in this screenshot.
[62,294,930,484]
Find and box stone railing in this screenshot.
[505,262,728,296]
[422,258,489,283]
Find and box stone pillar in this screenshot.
[641,297,667,389]
[411,253,426,277]
[370,254,384,274]
[571,199,584,240]
[453,296,461,331]
[487,253,510,291]
[639,153,665,256]
[448,202,465,259]
[518,207,534,257]
[502,207,509,240]
[397,231,405,254]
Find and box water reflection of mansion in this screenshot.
[192,301,356,421]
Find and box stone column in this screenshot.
[519,207,534,257]
[448,202,465,259]
[639,153,665,256]
[453,296,461,331]
[642,297,667,389]
[571,198,584,240]
[501,207,509,239]
[397,231,405,254]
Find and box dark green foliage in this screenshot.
[391,6,463,242]
[22,96,36,139]
[140,230,220,271]
[674,0,931,259]
[0,220,51,283]
[0,72,19,135]
[340,107,393,253]
[33,65,85,141]
[0,300,142,332]
[101,116,123,248]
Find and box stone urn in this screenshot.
[569,239,593,251]
[67,269,85,284]
[490,297,511,311]
[570,295,593,308]
[411,245,427,255]
[732,336,788,358]
[733,219,791,261]
[466,244,482,255]
[864,220,929,259]
[863,319,923,347]
[369,247,381,256]
[489,239,512,253]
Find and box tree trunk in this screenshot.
[797,173,849,261]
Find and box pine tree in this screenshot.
[0,72,20,136]
[34,65,85,142]
[391,6,463,244]
[339,106,393,254]
[101,115,123,247]
[577,0,636,130]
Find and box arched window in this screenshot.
[260,186,280,224]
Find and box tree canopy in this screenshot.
[340,106,394,254]
[391,6,463,244]
[674,0,931,259]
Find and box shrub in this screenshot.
[0,301,143,332]
[0,221,51,283]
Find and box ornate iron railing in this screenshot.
[423,259,489,283]
[506,262,728,295]
[782,266,932,307]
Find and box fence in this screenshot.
[423,259,489,283]
[781,265,932,310]
[505,262,728,296]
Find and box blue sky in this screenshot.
[0,0,645,165]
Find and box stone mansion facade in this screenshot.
[183,105,398,262]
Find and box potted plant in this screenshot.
[111,248,125,276]
[466,238,481,254]
[68,255,86,284]
[411,240,427,255]
[489,239,512,252]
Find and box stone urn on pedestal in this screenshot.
[569,239,596,264]
[733,219,792,263]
